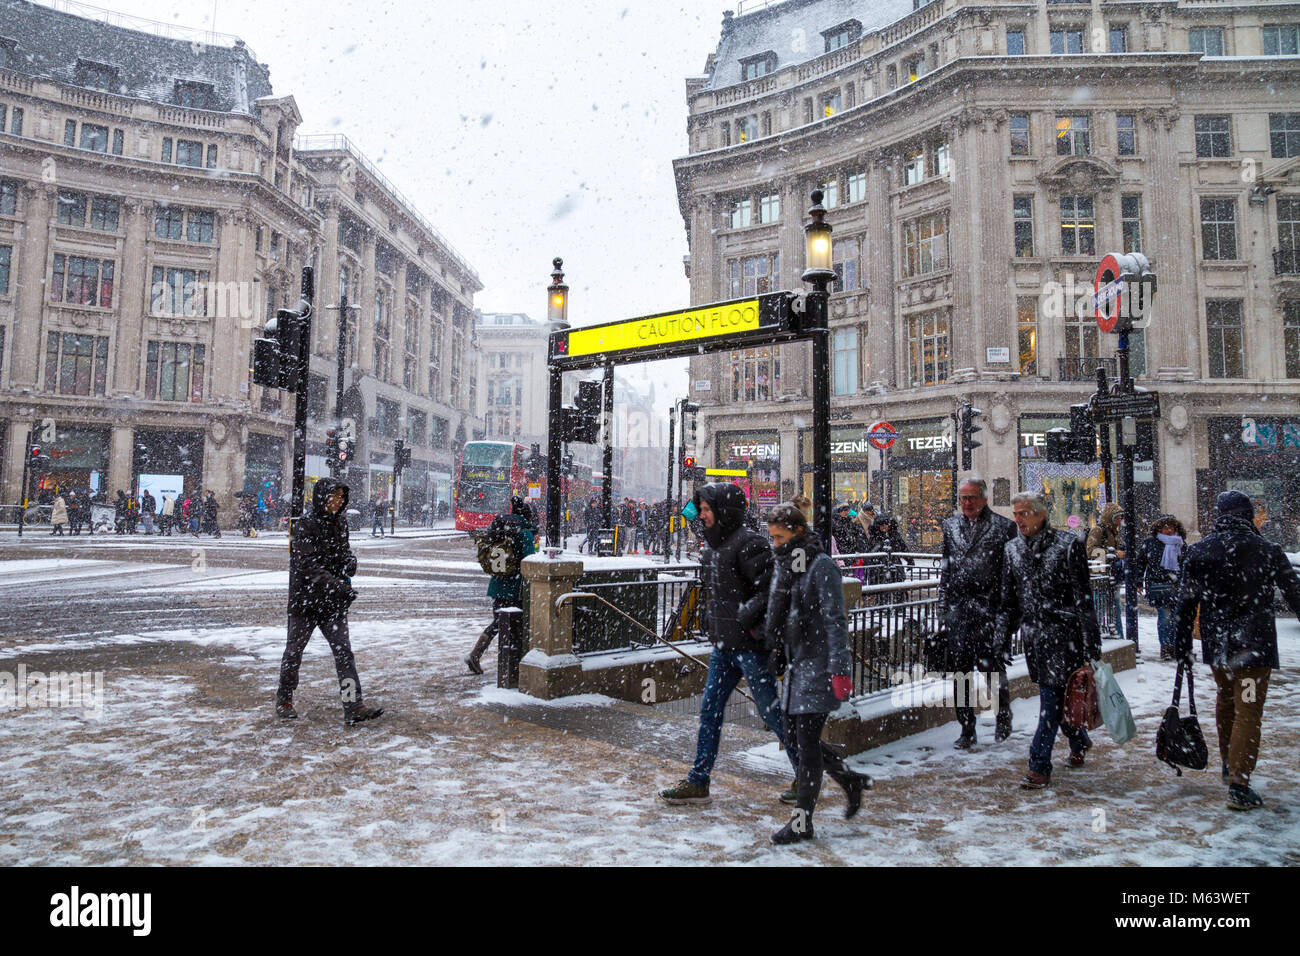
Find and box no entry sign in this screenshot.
[867,421,897,450]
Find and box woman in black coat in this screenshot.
[1134,514,1186,660]
[764,503,868,844]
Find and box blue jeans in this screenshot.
[688,648,797,786]
[1156,605,1175,649]
[1029,683,1091,776]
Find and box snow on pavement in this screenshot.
[0,614,1296,865]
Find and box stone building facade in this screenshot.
[0,0,481,519]
[675,0,1300,546]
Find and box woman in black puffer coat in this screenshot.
[764,503,870,845]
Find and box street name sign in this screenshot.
[1093,390,1160,422]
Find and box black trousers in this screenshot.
[955,664,1011,732]
[786,711,850,816]
[277,614,363,712]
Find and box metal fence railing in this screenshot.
[570,564,704,655]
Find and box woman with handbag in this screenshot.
[1136,515,1186,661]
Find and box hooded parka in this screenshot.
[288,478,358,620]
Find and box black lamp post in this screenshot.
[545,258,569,547]
[802,190,835,550]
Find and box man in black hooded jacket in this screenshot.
[275,478,382,725]
[658,483,798,805]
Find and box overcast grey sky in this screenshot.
[54,0,737,404]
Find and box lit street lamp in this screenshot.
[803,190,835,550]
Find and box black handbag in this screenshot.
[1155,659,1209,776]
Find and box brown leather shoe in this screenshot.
[1020,769,1050,789]
[1069,749,1086,767]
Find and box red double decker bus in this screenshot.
[454,441,530,533]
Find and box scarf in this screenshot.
[1156,532,1183,572]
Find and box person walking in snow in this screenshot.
[940,477,1018,749]
[160,494,175,536]
[1173,490,1300,811]
[658,483,800,807]
[1134,514,1186,661]
[201,489,220,537]
[113,490,128,534]
[276,478,382,726]
[465,497,537,675]
[762,502,869,844]
[998,492,1101,790]
[140,489,156,535]
[50,493,68,535]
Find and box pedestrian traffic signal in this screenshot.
[1046,404,1097,463]
[682,403,699,449]
[959,403,983,471]
[339,439,354,464]
[325,428,339,458]
[682,455,696,469]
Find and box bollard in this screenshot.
[496,606,525,689]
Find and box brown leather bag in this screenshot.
[1063,665,1103,730]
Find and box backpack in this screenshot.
[477,515,521,577]
[1155,660,1208,776]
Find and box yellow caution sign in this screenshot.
[566,299,762,358]
[705,468,748,477]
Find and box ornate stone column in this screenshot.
[10,183,55,389]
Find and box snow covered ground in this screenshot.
[0,613,1296,865]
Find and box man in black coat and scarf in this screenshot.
[658,483,798,806]
[940,477,1018,748]
[1174,490,1300,810]
[998,491,1101,789]
[275,478,382,725]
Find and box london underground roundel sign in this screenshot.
[1093,253,1125,333]
[867,421,897,451]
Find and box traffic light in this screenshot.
[681,401,700,448]
[252,297,313,391]
[394,438,411,472]
[526,444,544,480]
[682,455,696,469]
[1045,403,1097,463]
[340,439,354,465]
[959,403,983,471]
[325,428,339,458]
[562,380,602,445]
[562,453,574,476]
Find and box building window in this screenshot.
[7,105,20,136]
[1013,195,1035,257]
[1017,297,1038,376]
[1049,29,1084,55]
[720,121,730,147]
[823,21,861,52]
[817,178,839,208]
[1188,26,1225,56]
[1117,113,1137,155]
[1206,300,1244,378]
[736,114,759,143]
[374,291,392,381]
[904,144,924,186]
[1064,311,1099,373]
[740,55,775,81]
[174,81,215,109]
[906,309,950,387]
[376,398,401,439]
[901,212,948,277]
[846,170,867,204]
[820,91,842,118]
[1060,195,1095,256]
[1279,197,1300,266]
[155,206,184,240]
[408,410,427,446]
[64,119,76,146]
[903,55,926,83]
[1121,194,1143,254]
[0,179,15,216]
[1270,114,1300,158]
[758,193,780,224]
[729,347,780,402]
[79,123,108,152]
[175,139,204,167]
[886,65,897,90]
[112,129,123,155]
[186,209,215,243]
[1108,26,1128,53]
[1010,114,1030,155]
[1194,115,1232,158]
[832,238,860,293]
[206,144,218,169]
[0,245,10,295]
[832,328,858,395]
[1200,197,1237,260]
[1056,115,1090,156]
[1263,25,1300,56]
[404,308,420,391]
[44,332,108,396]
[56,190,88,226]
[51,254,113,307]
[1007,29,1025,56]
[151,266,209,316]
[730,198,752,229]
[161,137,172,163]
[145,340,205,402]
[89,196,119,232]
[1285,301,1300,378]
[728,252,779,297]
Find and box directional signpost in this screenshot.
[1087,251,1158,655]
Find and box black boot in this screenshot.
[954,729,976,750]
[995,711,1013,742]
[771,809,815,844]
[828,769,869,819]
[464,629,493,675]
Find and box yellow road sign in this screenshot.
[705,468,748,477]
[565,298,762,358]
